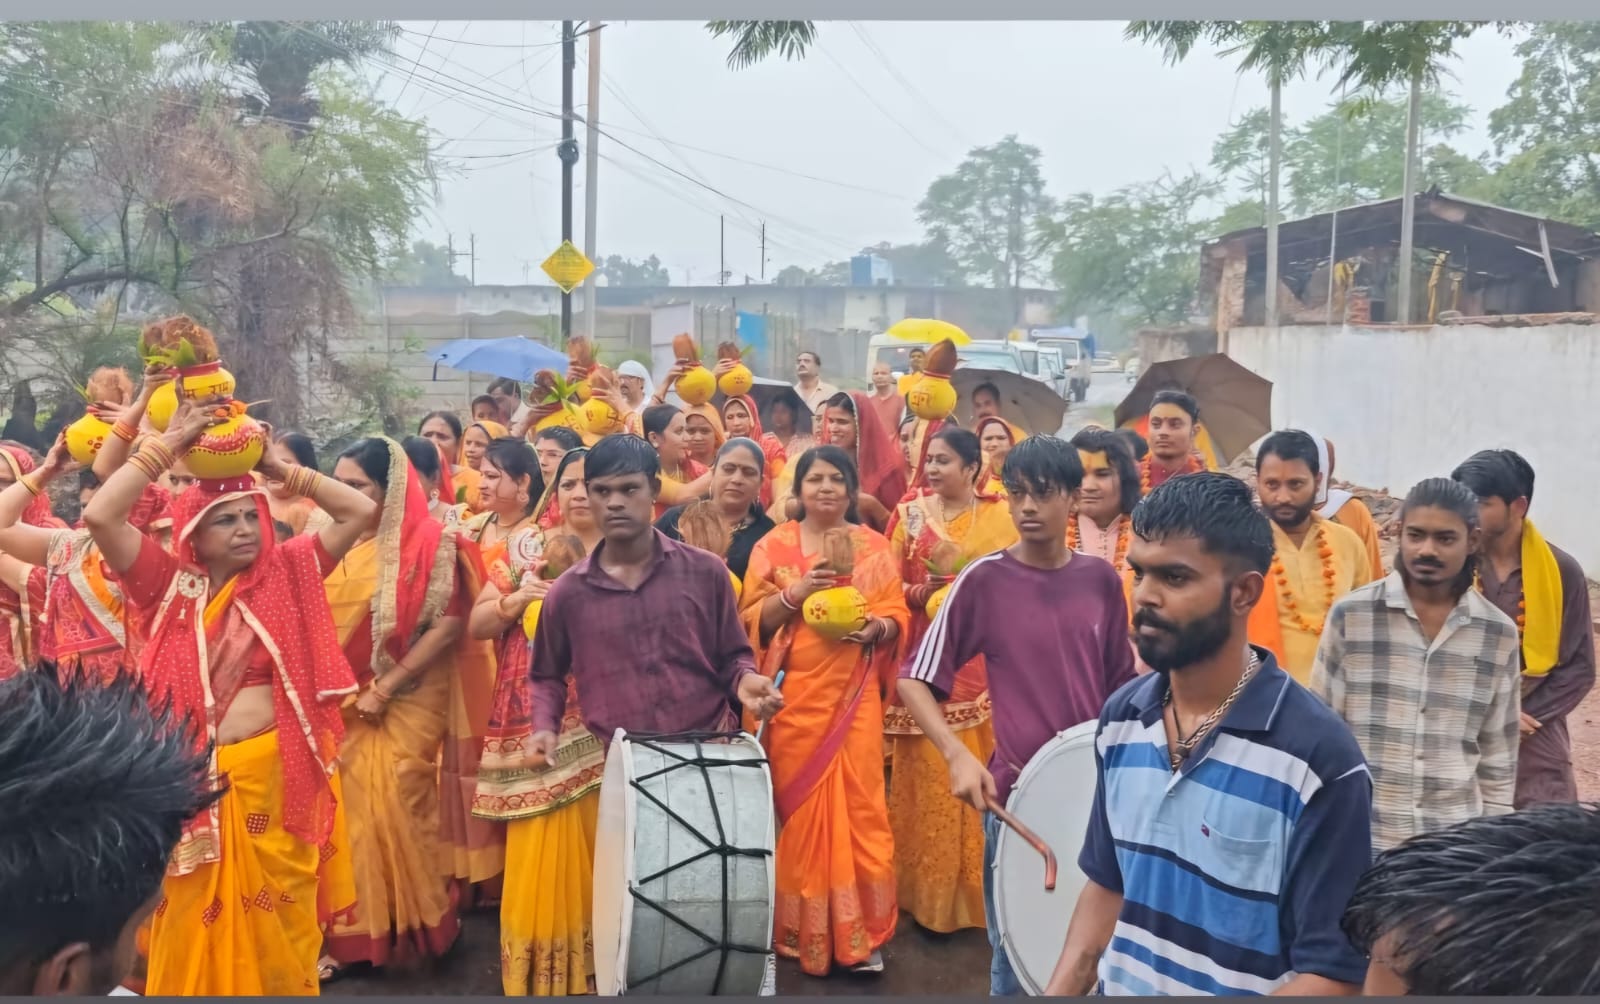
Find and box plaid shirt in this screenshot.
[1311,571,1522,852]
[529,530,757,744]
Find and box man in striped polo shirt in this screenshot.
[1046,474,1372,996]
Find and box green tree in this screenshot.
[917,136,1056,319]
[385,240,465,286]
[212,21,400,136]
[598,254,670,287]
[1482,22,1600,228]
[1049,171,1222,331]
[704,22,816,70]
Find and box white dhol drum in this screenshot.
[993,719,1101,995]
[593,729,776,996]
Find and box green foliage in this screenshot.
[916,136,1056,290]
[385,240,466,286]
[599,254,670,287]
[704,21,817,70]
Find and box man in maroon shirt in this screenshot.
[898,434,1136,996]
[526,434,783,761]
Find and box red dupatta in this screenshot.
[835,391,907,508]
[722,394,787,506]
[140,477,357,873]
[0,444,65,528]
[363,438,457,682]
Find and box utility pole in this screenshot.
[582,22,602,339]
[1396,72,1422,324]
[759,221,767,281]
[446,233,474,285]
[557,20,579,344]
[1265,79,1281,332]
[469,233,477,286]
[719,215,726,286]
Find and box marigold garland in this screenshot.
[1068,513,1131,572]
[1139,454,1203,496]
[1272,521,1339,635]
[1473,569,1529,650]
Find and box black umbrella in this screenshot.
[1114,354,1272,463]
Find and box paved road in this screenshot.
[1058,376,1130,437]
[324,909,993,996]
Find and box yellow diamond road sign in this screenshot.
[541,241,594,294]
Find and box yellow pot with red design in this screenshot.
[184,404,266,480]
[802,577,868,641]
[65,413,115,465]
[148,361,237,432]
[582,396,624,436]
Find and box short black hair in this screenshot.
[1401,477,1479,530]
[1132,471,1274,574]
[797,350,821,367]
[1342,803,1600,996]
[1150,389,1199,422]
[469,394,498,413]
[534,426,583,452]
[1000,435,1084,498]
[486,378,521,397]
[790,445,861,524]
[1071,427,1141,516]
[585,431,661,484]
[0,670,221,979]
[972,382,1001,402]
[1452,449,1536,506]
[1255,429,1321,478]
[272,431,319,472]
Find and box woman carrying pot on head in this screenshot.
[81,394,379,996]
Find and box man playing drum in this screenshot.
[1045,474,1372,996]
[899,435,1136,996]
[525,433,783,760]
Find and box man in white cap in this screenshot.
[1309,432,1384,580]
[616,360,654,424]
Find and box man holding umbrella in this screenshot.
[1116,353,1274,492]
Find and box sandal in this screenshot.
[317,957,344,984]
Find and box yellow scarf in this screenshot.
[1517,520,1563,677]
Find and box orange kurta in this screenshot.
[1329,497,1386,581]
[740,522,910,975]
[1254,516,1374,683]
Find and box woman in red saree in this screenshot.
[467,444,605,996]
[82,394,379,996]
[740,445,909,977]
[318,437,479,974]
[773,391,905,532]
[0,441,68,677]
[720,394,786,507]
[882,427,1015,934]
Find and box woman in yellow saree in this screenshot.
[975,417,1018,497]
[467,442,604,996]
[740,445,910,977]
[82,389,378,997]
[318,437,475,973]
[882,427,1016,935]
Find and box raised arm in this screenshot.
[254,432,379,565]
[0,434,74,566]
[84,395,224,574]
[91,363,171,483]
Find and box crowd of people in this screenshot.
[0,329,1597,998]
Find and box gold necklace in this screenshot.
[936,492,976,527]
[1163,650,1260,772]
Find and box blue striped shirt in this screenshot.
[1078,648,1372,995]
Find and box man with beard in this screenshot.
[899,436,1135,996]
[1250,430,1373,684]
[1044,473,1371,997]
[1452,449,1594,808]
[1136,390,1205,496]
[1311,478,1521,852]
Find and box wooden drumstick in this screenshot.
[985,794,1058,892]
[754,670,785,743]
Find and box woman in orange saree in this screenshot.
[720,394,786,507]
[882,427,1015,934]
[740,445,910,977]
[318,437,477,974]
[82,393,379,997]
[402,436,507,899]
[468,444,604,996]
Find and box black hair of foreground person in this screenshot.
[0,668,221,997]
[1341,802,1600,995]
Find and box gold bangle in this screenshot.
[142,437,177,469]
[18,472,42,497]
[284,466,321,498]
[111,420,138,445]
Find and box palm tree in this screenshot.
[704,21,817,70]
[1126,21,1331,332]
[202,21,400,138]
[1314,22,1506,322]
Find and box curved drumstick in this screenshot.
[985,794,1058,891]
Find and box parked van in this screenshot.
[863,333,1026,384]
[1025,327,1092,401]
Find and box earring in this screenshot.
[429,489,440,503]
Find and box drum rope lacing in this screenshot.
[625,730,775,994]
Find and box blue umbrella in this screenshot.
[427,336,569,383]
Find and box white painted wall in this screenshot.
[1229,322,1600,573]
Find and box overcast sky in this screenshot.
[374,21,1524,287]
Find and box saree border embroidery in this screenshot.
[473,723,605,821]
[882,693,992,736]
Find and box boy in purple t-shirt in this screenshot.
[899,435,1136,996]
